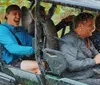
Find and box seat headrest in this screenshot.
[21,6,35,36]
[44,18,59,50]
[21,6,33,30]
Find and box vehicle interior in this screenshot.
[35,0,100,85]
[0,0,100,85]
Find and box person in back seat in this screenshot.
[90,14,100,52]
[60,12,100,85]
[0,4,41,74]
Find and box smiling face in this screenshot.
[76,19,95,38]
[6,10,21,27]
[74,13,95,38]
[82,19,94,37]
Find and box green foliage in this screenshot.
[40,2,80,25]
[0,0,30,22]
[40,1,97,25]
[40,1,52,14]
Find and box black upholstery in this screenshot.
[43,48,68,76]
[43,18,59,50]
[42,18,67,76]
[21,6,35,36]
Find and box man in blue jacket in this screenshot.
[0,4,40,74]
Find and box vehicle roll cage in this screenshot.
[42,0,100,11]
[35,0,100,76]
[35,0,100,85]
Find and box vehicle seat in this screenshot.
[21,6,35,37]
[42,18,68,76]
[42,18,59,50]
[43,48,68,76]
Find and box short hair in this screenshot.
[5,4,21,19]
[74,12,94,28]
[95,14,100,30]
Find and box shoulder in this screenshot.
[0,24,9,32]
[59,33,77,48]
[59,32,81,49]
[0,24,7,28]
[62,32,78,43]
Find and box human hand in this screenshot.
[94,54,100,64]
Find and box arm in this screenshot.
[0,25,34,55]
[5,44,34,55]
[60,43,96,71]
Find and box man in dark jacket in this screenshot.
[90,14,100,52]
[60,12,100,85]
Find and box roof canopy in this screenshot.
[43,0,100,11]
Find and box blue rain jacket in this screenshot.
[0,22,34,64]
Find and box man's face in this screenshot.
[78,19,94,38]
[6,10,21,27]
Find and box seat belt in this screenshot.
[8,28,22,45]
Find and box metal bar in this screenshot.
[35,0,48,85]
[42,0,100,11]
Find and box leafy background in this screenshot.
[1,0,95,37]
[0,0,95,25]
[40,2,80,25]
[0,0,79,23]
[0,0,76,37]
[0,0,30,22]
